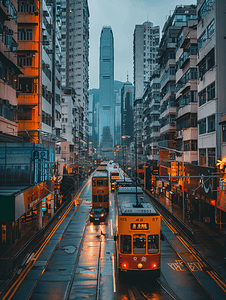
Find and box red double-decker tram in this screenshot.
[92,170,109,211]
[115,186,161,277]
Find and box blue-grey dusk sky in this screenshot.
[88,0,196,89]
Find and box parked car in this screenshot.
[90,207,106,223]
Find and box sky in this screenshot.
[88,0,196,89]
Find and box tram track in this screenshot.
[1,180,91,300]
[145,192,226,299]
[127,281,180,300]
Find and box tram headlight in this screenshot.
[101,213,104,217]
[137,263,143,269]
[152,263,157,268]
[90,214,93,217]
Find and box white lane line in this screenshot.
[110,218,113,237]
[112,255,116,292]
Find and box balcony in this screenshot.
[158,140,176,149]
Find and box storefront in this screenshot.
[0,182,50,245]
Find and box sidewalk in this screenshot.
[154,193,226,280]
[0,181,87,283]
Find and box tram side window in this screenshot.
[98,195,103,202]
[148,235,159,253]
[104,195,108,202]
[97,180,103,186]
[120,235,131,254]
[104,179,108,186]
[92,180,96,186]
[93,195,97,202]
[133,234,146,254]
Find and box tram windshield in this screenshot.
[148,235,159,253]
[133,234,146,254]
[120,235,131,254]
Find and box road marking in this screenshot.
[112,255,116,292]
[110,200,112,207]
[110,219,113,237]
[127,287,136,300]
[3,180,91,300]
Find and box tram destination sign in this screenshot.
[130,223,149,230]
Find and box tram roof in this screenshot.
[117,187,159,216]
[93,170,108,178]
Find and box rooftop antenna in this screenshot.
[127,71,129,82]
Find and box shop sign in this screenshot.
[171,161,178,181]
[216,177,226,212]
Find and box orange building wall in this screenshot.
[17,0,42,143]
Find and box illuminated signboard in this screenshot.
[130,223,149,230]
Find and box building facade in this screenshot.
[121,79,134,145]
[133,21,160,156]
[60,0,89,150]
[0,0,21,137]
[99,26,114,151]
[142,72,161,161]
[175,19,198,164]
[197,0,226,167]
[158,5,197,153]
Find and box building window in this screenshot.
[208,148,215,167]
[191,140,197,151]
[18,29,33,40]
[208,114,215,133]
[206,49,215,71]
[18,53,33,66]
[18,108,32,120]
[198,118,206,135]
[222,125,226,142]
[207,82,215,101]
[199,89,206,106]
[207,20,215,39]
[199,149,206,166]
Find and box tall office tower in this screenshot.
[99,26,114,153]
[61,0,89,150]
[121,78,134,145]
[133,21,160,156]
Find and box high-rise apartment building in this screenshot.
[175,19,198,164]
[0,0,21,137]
[142,72,161,161]
[158,5,196,153]
[197,0,226,167]
[61,0,89,150]
[99,26,114,150]
[17,0,62,149]
[133,21,160,156]
[133,22,160,100]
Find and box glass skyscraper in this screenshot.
[99,26,114,150]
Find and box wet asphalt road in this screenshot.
[6,167,226,299]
